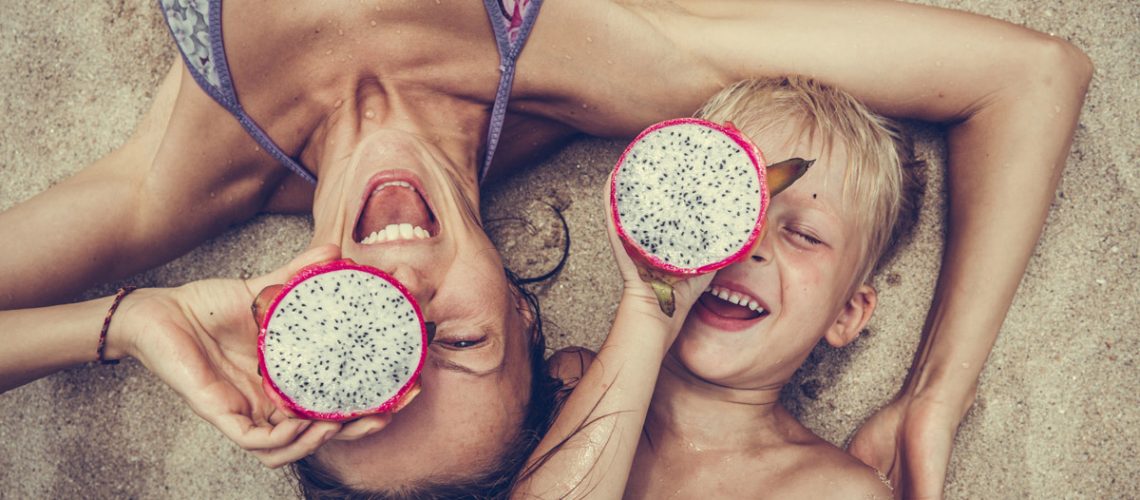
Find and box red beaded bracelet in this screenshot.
[98,286,137,365]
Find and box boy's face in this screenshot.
[670,122,877,389]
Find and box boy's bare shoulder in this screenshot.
[769,439,892,499]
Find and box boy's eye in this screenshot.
[785,227,824,246]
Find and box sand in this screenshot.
[1,0,1136,498]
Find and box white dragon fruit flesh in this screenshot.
[257,260,426,421]
[609,118,811,316]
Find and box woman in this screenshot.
[0,0,1091,497]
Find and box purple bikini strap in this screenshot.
[480,0,544,183]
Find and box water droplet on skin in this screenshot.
[370,20,377,27]
[326,49,333,55]
[586,36,593,43]
[364,109,376,119]
[334,99,343,108]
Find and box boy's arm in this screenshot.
[665,2,1092,497]
[513,206,713,499]
[0,61,297,309]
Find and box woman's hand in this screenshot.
[112,245,390,468]
[847,391,969,500]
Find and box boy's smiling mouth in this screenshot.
[694,283,769,331]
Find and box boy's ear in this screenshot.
[824,284,877,348]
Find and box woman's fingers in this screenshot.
[206,412,314,452]
[249,416,390,468]
[251,284,283,327]
[250,421,343,469]
[331,414,391,441]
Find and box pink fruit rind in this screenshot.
[609,117,770,276]
[257,260,428,421]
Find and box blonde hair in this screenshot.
[695,77,922,288]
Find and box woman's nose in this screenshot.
[381,263,435,305]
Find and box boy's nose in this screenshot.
[750,224,775,263]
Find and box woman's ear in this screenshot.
[824,284,877,348]
[508,277,540,344]
[547,347,596,404]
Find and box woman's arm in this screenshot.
[0,245,385,467]
[0,61,297,310]
[655,1,1093,496]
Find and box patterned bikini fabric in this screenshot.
[158,0,544,184]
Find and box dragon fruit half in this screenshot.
[257,260,427,421]
[610,118,811,316]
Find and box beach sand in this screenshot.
[1,0,1136,497]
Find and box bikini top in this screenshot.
[159,0,543,184]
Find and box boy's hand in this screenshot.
[111,245,389,468]
[605,174,715,335]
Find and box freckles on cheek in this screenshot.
[782,255,827,295]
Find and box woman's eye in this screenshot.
[434,337,486,349]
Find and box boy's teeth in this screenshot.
[358,223,431,244]
[706,285,766,314]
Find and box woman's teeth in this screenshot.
[359,223,431,244]
[376,180,414,192]
[706,285,766,313]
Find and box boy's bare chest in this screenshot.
[626,444,802,499]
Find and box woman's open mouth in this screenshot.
[693,283,769,331]
[354,171,440,245]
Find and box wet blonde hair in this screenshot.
[695,77,922,288]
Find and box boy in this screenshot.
[516,77,921,498]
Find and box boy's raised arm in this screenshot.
[668,1,1093,496]
[513,201,714,499]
